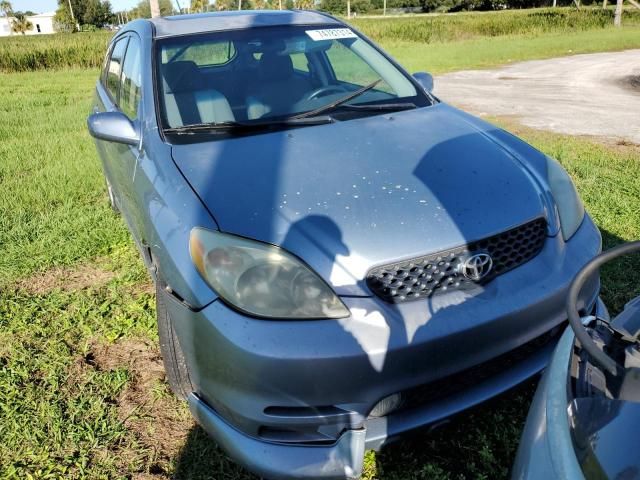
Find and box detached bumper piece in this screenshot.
[188,393,365,480]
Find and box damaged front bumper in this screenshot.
[189,393,366,480]
[188,326,559,480]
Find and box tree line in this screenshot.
[0,0,622,32]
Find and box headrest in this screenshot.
[259,52,293,82]
[163,60,200,94]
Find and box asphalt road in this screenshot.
[435,49,640,144]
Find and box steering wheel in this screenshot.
[567,240,640,376]
[306,85,348,101]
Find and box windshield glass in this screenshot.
[156,25,429,130]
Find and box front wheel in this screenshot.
[156,283,193,400]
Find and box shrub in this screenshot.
[350,7,640,43]
[0,31,112,72]
[0,8,639,72]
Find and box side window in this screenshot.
[105,37,129,102]
[325,41,394,94]
[120,37,142,120]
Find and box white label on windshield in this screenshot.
[305,28,357,41]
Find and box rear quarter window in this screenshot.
[161,40,236,67]
[104,37,129,102]
[290,52,309,73]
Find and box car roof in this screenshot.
[149,10,343,38]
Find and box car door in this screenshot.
[94,36,128,209]
[114,34,146,245]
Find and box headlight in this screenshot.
[190,228,350,319]
[546,156,585,241]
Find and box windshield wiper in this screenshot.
[337,102,417,112]
[291,79,382,120]
[164,115,334,135]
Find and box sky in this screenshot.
[9,0,177,14]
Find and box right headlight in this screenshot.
[546,156,585,241]
[189,227,350,320]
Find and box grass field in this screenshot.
[1,9,640,480]
[2,7,640,73]
[385,27,640,74]
[351,7,640,43]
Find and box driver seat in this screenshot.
[246,52,308,120]
[162,61,234,128]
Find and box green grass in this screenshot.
[0,63,639,478]
[0,70,127,287]
[385,27,640,74]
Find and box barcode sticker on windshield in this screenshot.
[306,28,357,41]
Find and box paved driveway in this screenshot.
[435,50,640,144]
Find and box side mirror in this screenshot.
[413,72,434,93]
[87,111,140,146]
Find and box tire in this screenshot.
[156,283,193,400]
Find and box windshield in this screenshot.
[155,24,429,131]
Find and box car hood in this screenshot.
[171,103,549,296]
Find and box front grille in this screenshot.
[369,323,564,417]
[366,217,547,303]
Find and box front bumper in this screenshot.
[187,331,555,480]
[166,215,601,480]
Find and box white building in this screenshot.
[28,12,56,34]
[0,11,56,36]
[0,16,11,36]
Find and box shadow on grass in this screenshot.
[173,426,258,480]
[370,379,538,480]
[599,229,640,316]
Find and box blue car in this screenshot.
[88,10,602,479]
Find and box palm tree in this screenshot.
[190,0,208,12]
[0,0,11,17]
[614,0,623,25]
[149,0,160,17]
[11,13,33,35]
[0,0,13,35]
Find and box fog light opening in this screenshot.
[369,393,403,418]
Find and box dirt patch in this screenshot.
[84,338,195,475]
[584,135,640,153]
[15,260,115,294]
[617,75,640,94]
[487,115,640,153]
[0,332,15,360]
[127,281,155,297]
